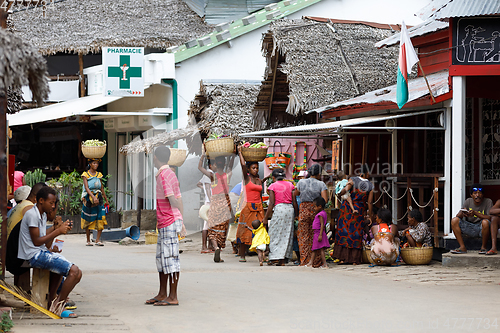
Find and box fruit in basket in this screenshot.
[83,139,105,147]
[243,141,267,149]
[243,142,251,148]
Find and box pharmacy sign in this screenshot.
[103,47,144,97]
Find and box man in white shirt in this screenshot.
[18,186,82,316]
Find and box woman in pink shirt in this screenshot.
[263,168,298,266]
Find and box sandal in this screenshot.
[239,258,247,262]
[214,248,221,263]
[145,297,161,304]
[450,248,467,254]
[485,250,497,255]
[96,242,104,246]
[479,249,488,254]
[86,242,93,246]
[60,310,78,318]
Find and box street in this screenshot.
[8,233,500,333]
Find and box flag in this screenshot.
[396,21,419,109]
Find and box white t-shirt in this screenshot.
[200,170,213,204]
[18,205,48,260]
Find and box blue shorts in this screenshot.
[458,218,487,238]
[29,250,73,277]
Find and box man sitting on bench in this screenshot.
[18,186,82,317]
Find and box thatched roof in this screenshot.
[0,26,49,113]
[119,124,200,155]
[12,0,215,55]
[253,17,399,130]
[188,81,260,153]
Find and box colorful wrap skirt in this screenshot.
[268,203,295,260]
[298,202,323,267]
[207,193,232,249]
[81,192,107,230]
[237,202,264,245]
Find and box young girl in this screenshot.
[369,208,399,266]
[307,197,329,268]
[335,170,357,214]
[249,220,270,266]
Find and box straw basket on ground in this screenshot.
[145,232,158,245]
[241,147,268,162]
[205,137,234,158]
[168,148,187,167]
[362,248,374,264]
[82,141,107,159]
[400,247,433,265]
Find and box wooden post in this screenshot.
[31,268,50,312]
[0,7,8,279]
[362,136,367,166]
[433,176,439,247]
[266,53,279,125]
[78,53,86,97]
[349,138,354,175]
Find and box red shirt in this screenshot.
[156,166,182,229]
[211,173,229,195]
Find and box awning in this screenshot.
[241,109,444,138]
[8,94,122,126]
[306,70,450,114]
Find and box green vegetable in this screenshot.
[83,139,106,147]
[24,169,46,187]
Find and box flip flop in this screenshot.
[214,248,221,263]
[95,242,104,246]
[479,249,488,254]
[65,304,77,310]
[450,248,467,254]
[153,300,179,306]
[201,250,214,254]
[239,258,247,262]
[60,310,78,318]
[86,242,93,246]
[145,297,161,304]
[485,250,497,255]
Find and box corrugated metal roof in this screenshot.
[205,0,248,24]
[417,0,500,21]
[375,19,448,48]
[241,110,443,137]
[183,0,207,17]
[247,0,277,13]
[307,70,450,114]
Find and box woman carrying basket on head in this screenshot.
[236,146,265,263]
[198,149,236,263]
[81,158,109,246]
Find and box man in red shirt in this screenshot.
[145,147,183,306]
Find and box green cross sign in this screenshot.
[108,55,142,89]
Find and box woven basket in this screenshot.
[401,247,433,265]
[168,148,187,167]
[82,141,107,159]
[362,248,375,264]
[145,232,158,245]
[205,137,234,158]
[241,147,268,162]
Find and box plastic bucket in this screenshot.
[125,225,140,240]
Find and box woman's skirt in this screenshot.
[237,202,264,245]
[207,194,232,249]
[81,192,107,230]
[268,203,295,260]
[297,202,323,267]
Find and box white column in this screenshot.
[451,76,466,231]
[391,129,398,216]
[443,106,452,235]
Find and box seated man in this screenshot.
[450,184,492,254]
[18,186,82,317]
[486,199,500,255]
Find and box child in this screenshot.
[335,171,357,214]
[399,210,433,248]
[249,220,270,266]
[307,197,329,269]
[369,208,399,266]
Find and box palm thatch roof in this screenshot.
[188,80,260,154]
[0,26,49,113]
[11,0,215,55]
[253,17,399,130]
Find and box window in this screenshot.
[481,98,500,182]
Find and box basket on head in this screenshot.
[400,247,433,265]
[168,148,187,167]
[82,141,107,159]
[241,147,268,162]
[205,137,234,158]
